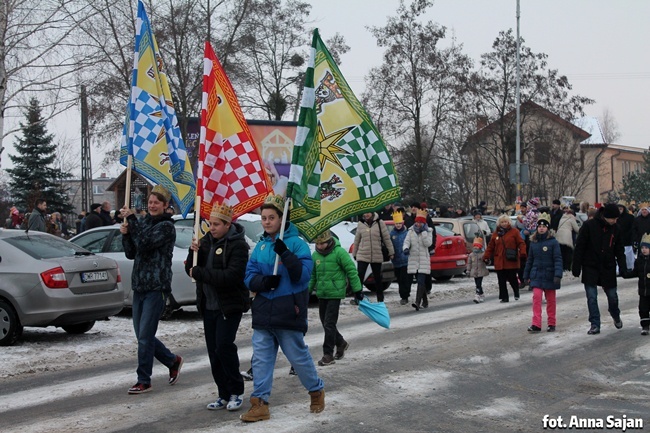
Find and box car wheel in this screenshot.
[0,299,22,346]
[62,321,96,334]
[433,275,452,281]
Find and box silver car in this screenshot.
[0,229,124,346]
[69,224,195,316]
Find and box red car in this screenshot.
[385,221,467,281]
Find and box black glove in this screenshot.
[354,291,364,301]
[553,277,561,285]
[262,275,281,291]
[403,248,409,255]
[572,269,580,278]
[273,238,288,255]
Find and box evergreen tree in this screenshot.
[7,98,73,214]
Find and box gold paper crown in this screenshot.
[416,209,428,219]
[537,212,551,225]
[639,202,650,210]
[210,202,233,223]
[392,211,404,224]
[314,230,332,244]
[151,185,172,203]
[264,194,285,213]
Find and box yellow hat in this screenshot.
[151,185,172,203]
[392,211,404,224]
[415,209,428,223]
[210,202,233,223]
[537,212,551,226]
[314,230,333,244]
[640,233,650,248]
[264,194,285,213]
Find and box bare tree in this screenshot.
[599,107,620,144]
[0,0,100,164]
[363,0,473,205]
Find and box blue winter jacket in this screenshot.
[390,226,409,268]
[523,231,563,290]
[245,222,313,333]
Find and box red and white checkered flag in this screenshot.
[199,41,272,221]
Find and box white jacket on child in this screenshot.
[404,226,433,275]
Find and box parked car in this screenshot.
[430,218,482,252]
[0,229,124,346]
[381,221,466,282]
[460,215,497,244]
[69,224,195,316]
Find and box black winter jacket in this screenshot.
[633,214,650,246]
[617,208,635,246]
[572,208,627,288]
[630,254,650,297]
[185,223,250,317]
[122,213,175,293]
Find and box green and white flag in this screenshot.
[288,29,400,241]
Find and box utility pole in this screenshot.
[515,0,522,204]
[80,86,93,213]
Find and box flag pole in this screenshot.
[124,155,133,210]
[272,196,291,275]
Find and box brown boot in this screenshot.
[309,389,325,413]
[240,397,270,422]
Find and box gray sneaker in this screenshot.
[614,319,623,329]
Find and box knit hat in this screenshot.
[209,202,233,223]
[415,209,427,224]
[528,197,540,207]
[473,237,484,249]
[90,203,102,211]
[314,230,332,244]
[420,202,428,210]
[640,233,650,249]
[602,203,620,218]
[392,211,404,224]
[552,199,561,205]
[537,212,551,227]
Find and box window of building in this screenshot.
[622,161,630,177]
[93,185,104,195]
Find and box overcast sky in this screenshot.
[308,0,650,147]
[1,0,648,176]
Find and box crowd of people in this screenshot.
[6,191,650,423]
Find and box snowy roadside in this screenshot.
[0,272,582,380]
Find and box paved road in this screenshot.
[1,279,648,433]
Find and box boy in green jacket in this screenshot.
[309,230,364,366]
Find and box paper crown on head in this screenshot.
[415,209,428,223]
[151,185,172,203]
[640,233,650,249]
[392,211,404,224]
[210,202,233,223]
[473,237,484,248]
[537,212,551,226]
[314,230,333,244]
[639,202,650,211]
[264,193,285,213]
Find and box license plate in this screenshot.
[81,271,108,283]
[456,260,466,266]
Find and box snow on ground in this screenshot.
[1,272,583,380]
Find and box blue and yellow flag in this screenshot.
[120,1,195,216]
[288,29,400,241]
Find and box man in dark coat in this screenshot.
[617,203,635,269]
[85,203,104,230]
[572,203,629,335]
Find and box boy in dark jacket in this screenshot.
[186,202,250,411]
[624,233,650,335]
[572,203,629,335]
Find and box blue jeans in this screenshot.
[203,309,244,399]
[132,291,176,384]
[584,284,620,328]
[251,328,324,402]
